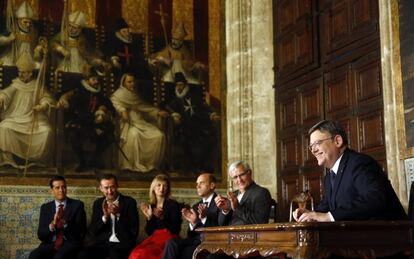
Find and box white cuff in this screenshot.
[327,211,335,222]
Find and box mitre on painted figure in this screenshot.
[15,1,34,19]
[69,11,87,28]
[172,22,188,40]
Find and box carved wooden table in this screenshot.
[193,221,414,259]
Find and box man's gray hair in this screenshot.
[228,160,251,174]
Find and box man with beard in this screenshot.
[52,11,106,74]
[57,66,114,172]
[149,23,206,85]
[104,18,151,81]
[0,51,55,168]
[0,1,39,66]
[166,72,219,172]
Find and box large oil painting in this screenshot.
[0,0,224,184]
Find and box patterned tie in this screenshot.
[330,170,336,189]
[54,204,64,250]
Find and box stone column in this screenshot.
[379,0,408,207]
[225,0,277,196]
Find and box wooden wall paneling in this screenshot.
[350,0,378,38]
[297,0,312,20]
[277,0,296,34]
[280,174,301,221]
[276,0,312,34]
[351,52,385,165]
[300,76,324,126]
[302,133,318,167]
[274,0,383,220]
[277,86,299,131]
[277,34,296,76]
[275,0,318,83]
[324,0,350,53]
[280,136,301,173]
[358,111,385,152]
[302,170,324,205]
[352,52,382,108]
[296,22,314,69]
[324,65,354,118]
[320,0,379,63]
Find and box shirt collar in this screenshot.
[107,194,120,204]
[55,199,67,207]
[203,193,214,204]
[330,153,344,174]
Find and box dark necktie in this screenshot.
[330,170,336,189]
[54,204,64,250]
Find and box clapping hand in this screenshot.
[102,200,110,219]
[214,194,231,213]
[182,207,197,225]
[197,203,208,219]
[227,191,238,210]
[107,201,119,215]
[51,209,65,229]
[153,207,164,219]
[140,202,153,220]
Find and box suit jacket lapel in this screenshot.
[238,182,256,205]
[64,198,71,219]
[330,149,349,207]
[47,201,56,221]
[207,193,218,212]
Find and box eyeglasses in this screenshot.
[232,170,250,180]
[308,137,333,151]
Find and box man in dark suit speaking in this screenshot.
[29,175,87,259]
[294,120,407,222]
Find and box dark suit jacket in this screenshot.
[37,197,86,247]
[88,194,139,247]
[316,148,407,220]
[187,193,220,240]
[145,198,182,236]
[219,182,272,226]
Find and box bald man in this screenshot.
[162,173,220,259]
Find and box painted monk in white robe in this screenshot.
[0,52,55,168]
[110,73,168,172]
